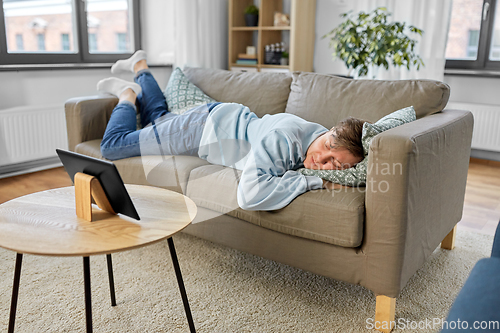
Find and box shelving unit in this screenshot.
[228,0,316,72]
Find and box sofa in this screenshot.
[65,67,474,332]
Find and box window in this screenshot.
[467,30,480,58]
[15,33,22,50]
[446,0,500,70]
[116,32,127,52]
[61,33,70,51]
[0,0,141,65]
[88,33,97,52]
[37,33,45,51]
[489,28,500,59]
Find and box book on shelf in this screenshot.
[238,53,257,59]
[236,59,258,65]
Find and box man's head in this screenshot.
[304,117,367,170]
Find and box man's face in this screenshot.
[304,131,362,170]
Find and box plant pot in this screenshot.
[330,74,353,79]
[245,14,259,27]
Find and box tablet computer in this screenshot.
[56,149,140,220]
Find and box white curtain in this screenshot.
[352,0,453,81]
[174,0,228,70]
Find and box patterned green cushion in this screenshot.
[164,67,217,115]
[298,106,416,186]
[361,106,417,153]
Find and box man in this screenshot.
[98,51,365,211]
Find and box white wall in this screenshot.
[140,0,175,65]
[313,0,351,75]
[0,67,171,110]
[443,75,500,105]
[443,74,500,160]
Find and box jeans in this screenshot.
[100,70,220,160]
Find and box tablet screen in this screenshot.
[56,149,140,220]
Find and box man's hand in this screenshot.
[322,179,350,190]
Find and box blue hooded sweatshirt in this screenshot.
[198,103,326,211]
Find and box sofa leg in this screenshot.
[374,295,396,333]
[441,225,457,250]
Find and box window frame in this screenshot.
[446,0,500,70]
[0,0,141,65]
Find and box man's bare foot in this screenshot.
[133,59,148,73]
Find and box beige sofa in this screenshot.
[65,67,473,332]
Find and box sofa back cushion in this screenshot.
[285,72,450,129]
[183,67,292,118]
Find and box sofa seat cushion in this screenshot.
[186,164,365,247]
[74,139,210,194]
[285,72,450,129]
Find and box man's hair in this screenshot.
[330,117,368,159]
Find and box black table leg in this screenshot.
[106,254,117,306]
[167,237,196,333]
[8,253,23,333]
[83,256,92,333]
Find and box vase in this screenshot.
[245,14,258,27]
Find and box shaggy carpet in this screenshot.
[0,229,494,332]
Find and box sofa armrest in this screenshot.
[64,95,118,151]
[362,109,474,297]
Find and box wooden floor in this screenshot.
[0,160,499,236]
[457,159,500,236]
[0,167,72,204]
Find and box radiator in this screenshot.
[446,102,500,153]
[0,104,68,167]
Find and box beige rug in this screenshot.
[0,229,494,333]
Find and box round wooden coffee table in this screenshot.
[0,185,197,333]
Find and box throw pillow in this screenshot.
[361,106,417,154]
[298,106,416,186]
[164,67,217,115]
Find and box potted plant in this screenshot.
[280,51,289,66]
[244,4,259,27]
[323,7,424,78]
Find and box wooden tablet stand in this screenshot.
[74,172,116,222]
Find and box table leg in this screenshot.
[8,253,23,333]
[106,254,117,306]
[167,237,196,333]
[83,256,92,333]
